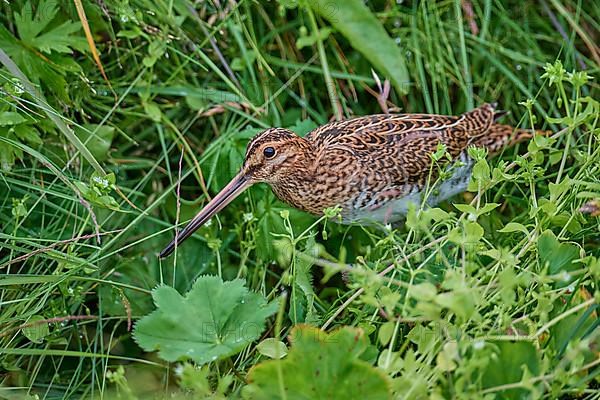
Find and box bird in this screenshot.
[160,103,545,258]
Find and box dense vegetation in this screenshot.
[0,0,598,398]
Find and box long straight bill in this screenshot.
[159,173,250,258]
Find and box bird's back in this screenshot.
[292,104,525,223]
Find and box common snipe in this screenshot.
[160,103,543,257]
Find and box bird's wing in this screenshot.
[305,113,461,147]
[306,103,497,145]
[308,103,498,180]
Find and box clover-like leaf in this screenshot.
[244,325,391,400]
[134,275,278,365]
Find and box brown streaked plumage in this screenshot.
[159,103,545,257]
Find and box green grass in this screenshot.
[0,0,599,398]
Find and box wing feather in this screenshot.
[307,104,497,210]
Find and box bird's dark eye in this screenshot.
[263,146,276,159]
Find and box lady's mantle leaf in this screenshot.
[244,325,391,400]
[0,0,86,101]
[134,275,278,365]
[14,0,86,54]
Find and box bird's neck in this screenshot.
[270,175,317,214]
[269,139,319,213]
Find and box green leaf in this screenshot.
[448,221,484,245]
[376,349,404,375]
[134,275,278,365]
[498,267,519,304]
[31,20,85,54]
[256,338,288,359]
[454,203,499,217]
[436,342,458,372]
[13,125,42,146]
[11,196,28,218]
[244,325,391,399]
[548,179,571,203]
[498,222,529,235]
[464,221,484,243]
[22,315,50,344]
[95,195,121,211]
[143,101,162,122]
[435,290,477,322]
[407,325,437,354]
[425,207,451,222]
[14,0,86,54]
[74,124,115,162]
[537,230,580,276]
[14,2,51,42]
[0,112,27,126]
[468,159,491,190]
[378,321,395,346]
[0,0,86,102]
[307,0,409,94]
[453,203,477,215]
[117,28,144,39]
[143,40,167,67]
[478,202,500,214]
[481,341,541,399]
[550,213,582,234]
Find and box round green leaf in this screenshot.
[22,315,49,343]
[256,338,288,359]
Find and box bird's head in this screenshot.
[241,128,311,184]
[159,128,311,257]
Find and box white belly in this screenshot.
[343,157,474,225]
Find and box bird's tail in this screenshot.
[473,123,551,154]
[460,103,497,137]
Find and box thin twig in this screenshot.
[172,145,185,269]
[461,1,479,36]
